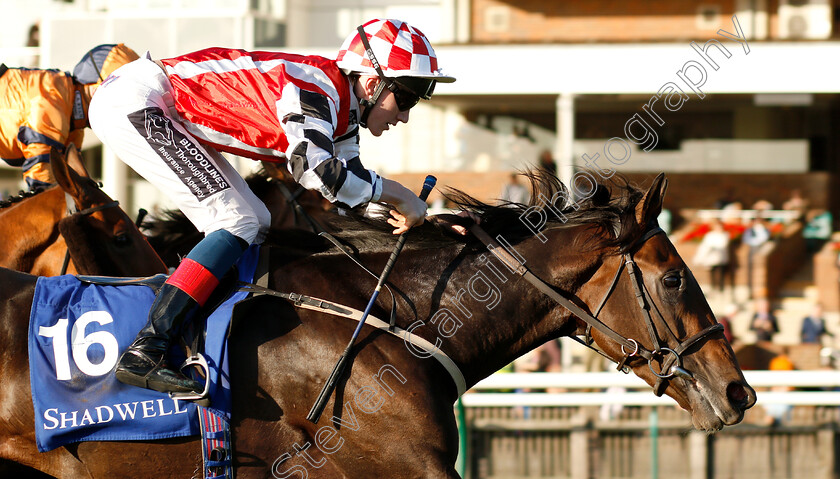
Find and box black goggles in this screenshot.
[387,82,422,111]
[388,77,436,111]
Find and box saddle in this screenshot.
[30,251,260,478]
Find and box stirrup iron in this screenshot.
[169,353,211,404]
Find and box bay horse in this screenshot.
[0,147,166,277]
[0,171,754,478]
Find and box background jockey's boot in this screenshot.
[115,283,204,394]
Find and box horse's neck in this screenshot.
[392,241,575,388]
[270,231,584,389]
[0,188,65,269]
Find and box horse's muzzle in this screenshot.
[727,380,757,414]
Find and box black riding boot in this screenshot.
[115,283,204,394]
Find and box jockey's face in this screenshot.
[356,76,410,137]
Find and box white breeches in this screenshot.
[88,55,270,244]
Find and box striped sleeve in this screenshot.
[278,82,381,207]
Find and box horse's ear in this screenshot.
[65,145,91,178]
[634,173,667,227]
[51,145,85,200]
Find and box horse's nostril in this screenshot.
[727,381,756,411]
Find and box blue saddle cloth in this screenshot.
[28,245,260,452]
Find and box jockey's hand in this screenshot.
[379,178,428,234]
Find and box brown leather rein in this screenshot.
[469,223,724,397]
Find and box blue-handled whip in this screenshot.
[306,175,437,423]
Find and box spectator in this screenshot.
[769,349,794,371]
[537,149,556,176]
[599,385,627,421]
[763,391,792,425]
[693,218,731,295]
[750,298,779,343]
[801,303,833,345]
[512,340,562,376]
[499,172,530,205]
[743,217,771,299]
[751,199,774,212]
[717,303,738,344]
[743,217,771,248]
[25,23,40,67]
[715,188,740,210]
[658,208,672,235]
[782,188,808,213]
[510,340,562,417]
[26,23,39,47]
[803,210,832,253]
[763,349,794,425]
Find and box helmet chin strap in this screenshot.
[358,78,387,128]
[355,25,391,129]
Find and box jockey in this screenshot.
[0,44,139,190]
[88,18,455,394]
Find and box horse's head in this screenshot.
[572,173,755,431]
[52,147,167,276]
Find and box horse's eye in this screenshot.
[663,275,681,289]
[114,234,131,246]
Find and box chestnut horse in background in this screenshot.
[0,171,754,478]
[0,147,166,277]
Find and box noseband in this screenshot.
[60,192,121,275]
[470,224,723,397]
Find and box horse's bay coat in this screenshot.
[0,171,754,478]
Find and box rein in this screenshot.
[469,224,723,397]
[272,179,402,329]
[237,280,467,396]
[60,192,120,275]
[272,178,328,234]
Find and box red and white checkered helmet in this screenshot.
[336,18,455,84]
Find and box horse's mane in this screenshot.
[141,168,650,257]
[265,169,648,255]
[0,186,50,209]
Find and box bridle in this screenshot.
[60,191,120,275]
[470,223,724,397]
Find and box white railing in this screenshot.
[460,370,840,407]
